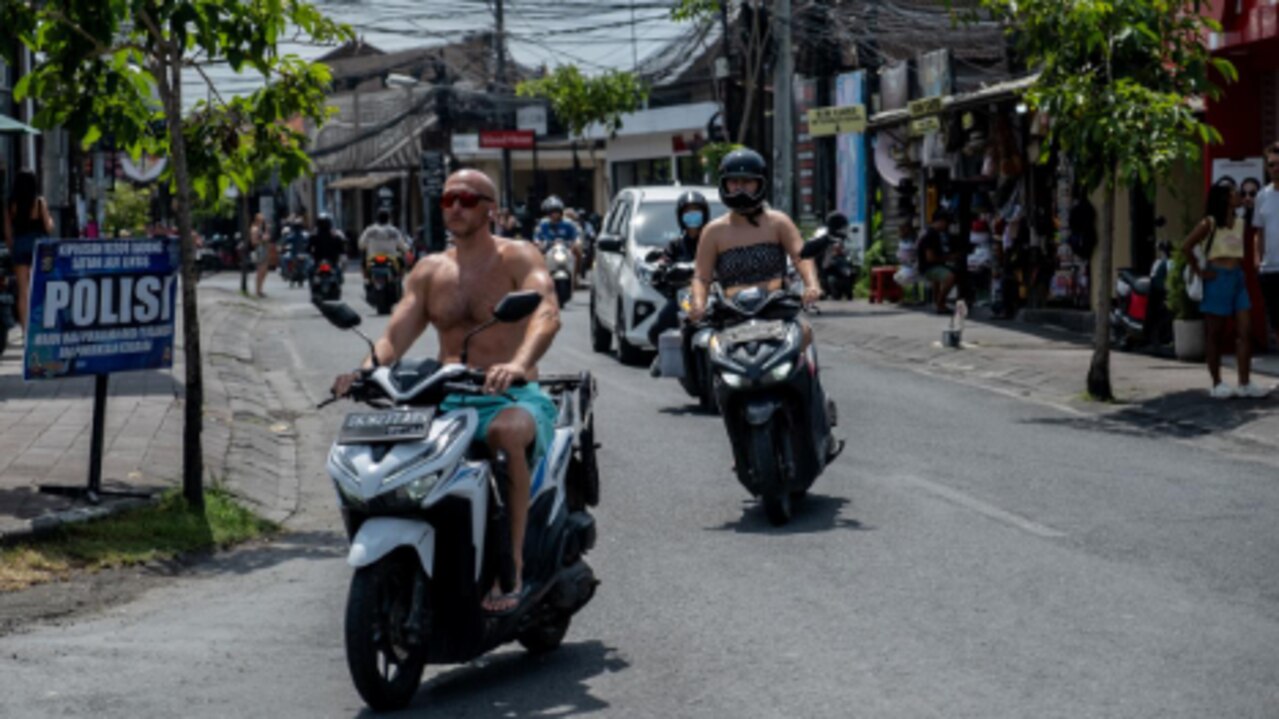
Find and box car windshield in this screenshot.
[631,199,728,247]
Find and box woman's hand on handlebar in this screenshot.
[802,285,821,307]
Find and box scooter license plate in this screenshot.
[338,409,435,444]
[721,320,786,345]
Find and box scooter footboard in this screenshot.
[348,517,436,576]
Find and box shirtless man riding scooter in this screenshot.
[333,169,561,613]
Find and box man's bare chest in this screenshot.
[428,265,519,328]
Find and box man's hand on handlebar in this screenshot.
[331,370,364,400]
[484,362,528,395]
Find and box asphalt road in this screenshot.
[2,269,1278,718]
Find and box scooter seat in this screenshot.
[1132,277,1152,295]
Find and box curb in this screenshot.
[0,290,298,543]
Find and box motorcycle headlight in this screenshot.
[399,470,444,504]
[767,361,794,383]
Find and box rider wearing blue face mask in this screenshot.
[647,190,711,348]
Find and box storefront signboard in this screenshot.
[834,71,869,259]
[909,116,942,137]
[808,104,867,137]
[908,97,945,117]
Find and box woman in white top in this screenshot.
[1182,184,1268,398]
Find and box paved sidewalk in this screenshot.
[0,286,300,540]
[810,301,1279,463]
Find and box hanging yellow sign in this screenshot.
[910,116,942,136]
[908,96,945,117]
[807,105,867,137]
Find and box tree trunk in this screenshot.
[1087,173,1116,401]
[157,52,205,510]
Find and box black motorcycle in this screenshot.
[281,247,313,288]
[310,259,342,304]
[651,260,718,413]
[365,255,403,315]
[706,280,842,525]
[0,245,15,359]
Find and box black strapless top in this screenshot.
[715,242,787,287]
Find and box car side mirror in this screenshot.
[493,290,543,323]
[317,301,362,329]
[643,248,663,263]
[597,237,624,254]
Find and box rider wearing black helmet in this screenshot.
[308,212,346,282]
[646,190,712,349]
[691,148,821,323]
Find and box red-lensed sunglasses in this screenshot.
[440,191,492,209]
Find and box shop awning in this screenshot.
[326,171,405,191]
[868,74,1041,130]
[0,113,40,135]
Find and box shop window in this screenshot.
[676,156,704,185]
[612,158,673,191]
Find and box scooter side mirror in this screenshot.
[800,239,827,260]
[492,290,544,323]
[317,301,362,329]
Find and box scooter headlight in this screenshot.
[720,371,746,388]
[399,470,444,503]
[767,361,794,383]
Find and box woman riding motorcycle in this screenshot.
[646,190,710,349]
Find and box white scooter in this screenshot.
[317,292,600,712]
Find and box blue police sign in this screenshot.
[24,238,179,380]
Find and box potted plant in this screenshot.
[1165,244,1204,361]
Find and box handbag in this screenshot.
[1183,219,1216,303]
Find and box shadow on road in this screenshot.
[359,639,629,718]
[187,529,345,578]
[1022,389,1276,440]
[705,493,869,535]
[0,369,182,400]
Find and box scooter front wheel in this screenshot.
[345,557,428,712]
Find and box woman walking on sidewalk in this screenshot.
[250,213,270,298]
[3,170,54,342]
[1183,184,1269,398]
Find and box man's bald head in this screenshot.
[445,169,498,200]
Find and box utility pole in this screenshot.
[772,0,794,214]
[495,0,514,210]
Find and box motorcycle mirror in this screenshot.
[799,239,826,260]
[493,290,544,323]
[317,301,362,329]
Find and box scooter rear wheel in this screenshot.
[345,557,428,712]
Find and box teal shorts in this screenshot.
[440,382,558,470]
[924,265,953,284]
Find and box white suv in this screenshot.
[588,186,726,365]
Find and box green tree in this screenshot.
[104,183,153,238]
[516,65,647,199]
[971,0,1233,400]
[3,0,350,508]
[672,0,769,145]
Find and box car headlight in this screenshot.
[635,260,654,284]
[767,361,794,383]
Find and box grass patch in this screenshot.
[0,489,277,592]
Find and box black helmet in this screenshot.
[316,213,333,234]
[825,211,849,234]
[675,190,710,231]
[717,148,768,215]
[541,195,564,214]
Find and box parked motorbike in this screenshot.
[1110,240,1172,352]
[310,260,342,304]
[365,255,403,315]
[651,259,717,413]
[809,227,858,301]
[280,248,314,288]
[705,242,842,525]
[0,245,15,359]
[316,292,600,711]
[544,239,576,307]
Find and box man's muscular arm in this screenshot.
[484,241,561,394]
